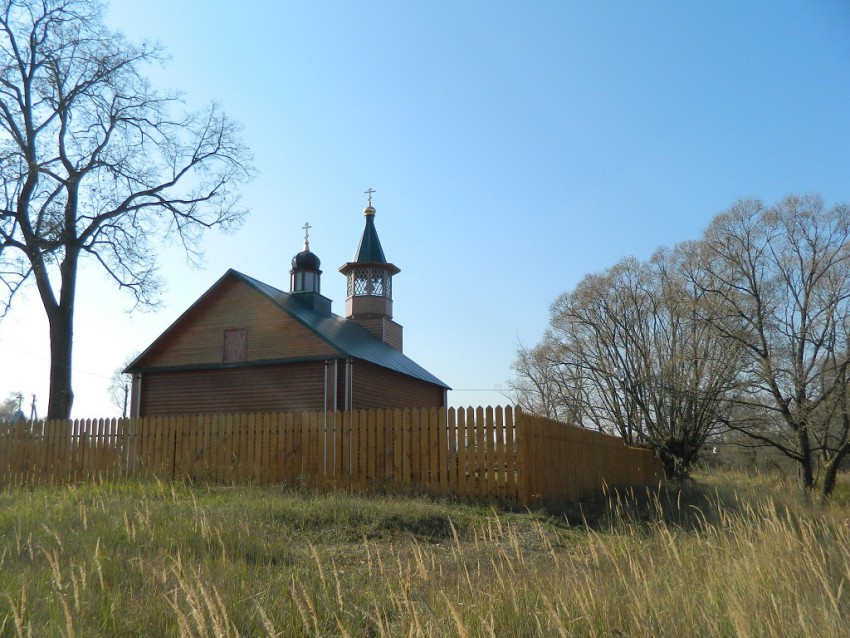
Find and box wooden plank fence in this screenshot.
[0,407,663,506]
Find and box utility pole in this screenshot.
[29,394,40,435]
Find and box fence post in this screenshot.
[515,407,534,507]
[436,407,446,495]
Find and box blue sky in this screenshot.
[1,1,848,417]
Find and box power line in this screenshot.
[0,337,509,389]
[0,337,114,380]
[451,388,510,392]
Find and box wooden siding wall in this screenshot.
[351,316,403,351]
[350,360,444,409]
[0,408,663,506]
[137,359,444,417]
[140,362,332,416]
[139,278,338,369]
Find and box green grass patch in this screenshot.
[0,473,848,636]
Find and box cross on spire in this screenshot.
[302,221,311,248]
[364,188,376,206]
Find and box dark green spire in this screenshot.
[353,207,388,263]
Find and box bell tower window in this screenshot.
[337,190,405,351]
[339,193,401,320]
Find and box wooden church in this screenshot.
[125,197,449,417]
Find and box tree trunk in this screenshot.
[821,443,850,499]
[45,252,79,419]
[797,427,815,493]
[46,310,74,419]
[658,441,692,481]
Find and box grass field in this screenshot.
[0,473,848,637]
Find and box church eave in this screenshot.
[127,354,346,375]
[338,260,401,275]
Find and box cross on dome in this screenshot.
[302,221,311,248]
[364,188,376,206]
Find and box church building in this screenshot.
[125,196,449,417]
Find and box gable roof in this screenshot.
[126,269,450,389]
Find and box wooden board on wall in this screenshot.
[138,277,340,369]
[140,362,329,416]
[350,360,445,410]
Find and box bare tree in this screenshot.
[695,194,850,497]
[0,391,21,421]
[108,350,137,417]
[0,1,253,418]
[514,248,739,479]
[508,338,587,424]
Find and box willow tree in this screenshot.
[508,338,587,424]
[513,248,740,479]
[0,0,252,418]
[695,194,850,497]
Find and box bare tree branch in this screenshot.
[695,194,850,496]
[0,0,254,417]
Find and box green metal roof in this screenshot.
[352,214,388,263]
[236,271,448,388]
[127,269,449,390]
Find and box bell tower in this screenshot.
[339,190,403,351]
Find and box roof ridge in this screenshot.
[127,269,449,389]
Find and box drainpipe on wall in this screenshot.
[344,358,352,411]
[323,360,329,477]
[345,358,353,474]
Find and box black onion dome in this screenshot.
[292,249,321,271]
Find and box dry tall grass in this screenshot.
[0,473,847,636]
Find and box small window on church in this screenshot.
[371,272,384,296]
[353,269,369,296]
[223,328,248,362]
